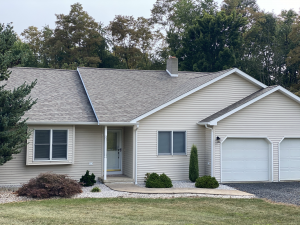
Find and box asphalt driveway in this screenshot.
[226,182,300,205]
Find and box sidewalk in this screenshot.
[106,183,254,196]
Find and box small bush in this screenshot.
[195,176,219,189]
[189,144,199,182]
[80,170,96,187]
[160,173,173,188]
[16,172,82,198]
[145,173,173,188]
[144,173,151,183]
[91,187,101,192]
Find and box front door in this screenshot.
[107,130,122,174]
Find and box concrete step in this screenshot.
[98,176,134,184]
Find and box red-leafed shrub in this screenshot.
[16,172,82,198]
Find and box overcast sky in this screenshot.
[1,0,299,36]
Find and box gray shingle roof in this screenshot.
[78,67,234,122]
[2,67,97,123]
[199,86,278,123]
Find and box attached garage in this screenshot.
[221,138,272,182]
[280,138,300,181]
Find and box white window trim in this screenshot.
[33,129,69,162]
[157,130,187,156]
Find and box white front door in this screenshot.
[107,130,122,174]
[222,138,270,182]
[280,138,300,181]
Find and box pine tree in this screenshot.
[0,23,37,165]
[189,144,199,182]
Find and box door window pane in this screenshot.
[173,132,186,154]
[158,131,171,154]
[107,132,118,150]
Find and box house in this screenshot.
[1,57,300,185]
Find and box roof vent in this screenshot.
[166,56,178,77]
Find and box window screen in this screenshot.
[35,130,50,159]
[158,131,171,154]
[52,130,67,159]
[173,132,186,154]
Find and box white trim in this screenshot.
[220,136,273,183]
[157,130,187,156]
[27,122,98,125]
[135,125,139,184]
[203,86,300,125]
[33,129,69,162]
[130,68,266,123]
[72,125,75,164]
[104,126,107,180]
[278,137,300,182]
[77,68,99,124]
[166,69,178,77]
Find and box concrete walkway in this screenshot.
[106,183,254,196]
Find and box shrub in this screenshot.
[16,172,82,198]
[144,173,151,183]
[91,187,101,192]
[195,176,219,189]
[145,173,173,188]
[80,170,96,187]
[189,144,199,182]
[160,173,173,188]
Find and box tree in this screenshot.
[169,10,247,72]
[189,145,199,182]
[106,15,162,69]
[0,23,37,165]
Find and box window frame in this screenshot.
[157,130,187,156]
[33,129,68,161]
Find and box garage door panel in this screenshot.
[222,138,270,182]
[280,139,300,181]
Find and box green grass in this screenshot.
[0,198,299,224]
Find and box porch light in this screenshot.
[216,136,221,143]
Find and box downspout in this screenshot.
[205,124,214,177]
[135,125,139,184]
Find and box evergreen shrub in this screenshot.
[189,144,199,182]
[80,170,96,187]
[145,173,173,188]
[195,176,219,188]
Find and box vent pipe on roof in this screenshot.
[166,56,178,77]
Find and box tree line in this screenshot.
[2,0,300,96]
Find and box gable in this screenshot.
[139,73,261,124]
[217,90,300,132]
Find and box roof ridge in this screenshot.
[11,67,76,72]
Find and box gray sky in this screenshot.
[0,0,299,36]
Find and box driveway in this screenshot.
[226,182,300,205]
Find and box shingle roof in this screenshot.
[2,67,97,123]
[78,67,234,122]
[199,86,278,123]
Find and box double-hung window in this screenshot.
[158,131,186,155]
[34,130,68,160]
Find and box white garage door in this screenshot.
[222,138,270,182]
[280,138,300,181]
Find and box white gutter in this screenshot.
[204,124,214,177]
[77,67,99,125]
[135,124,139,184]
[27,121,98,125]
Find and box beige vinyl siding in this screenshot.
[0,125,103,185]
[136,73,260,182]
[123,127,134,178]
[26,126,74,165]
[214,91,300,182]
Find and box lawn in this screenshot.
[0,197,299,224]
